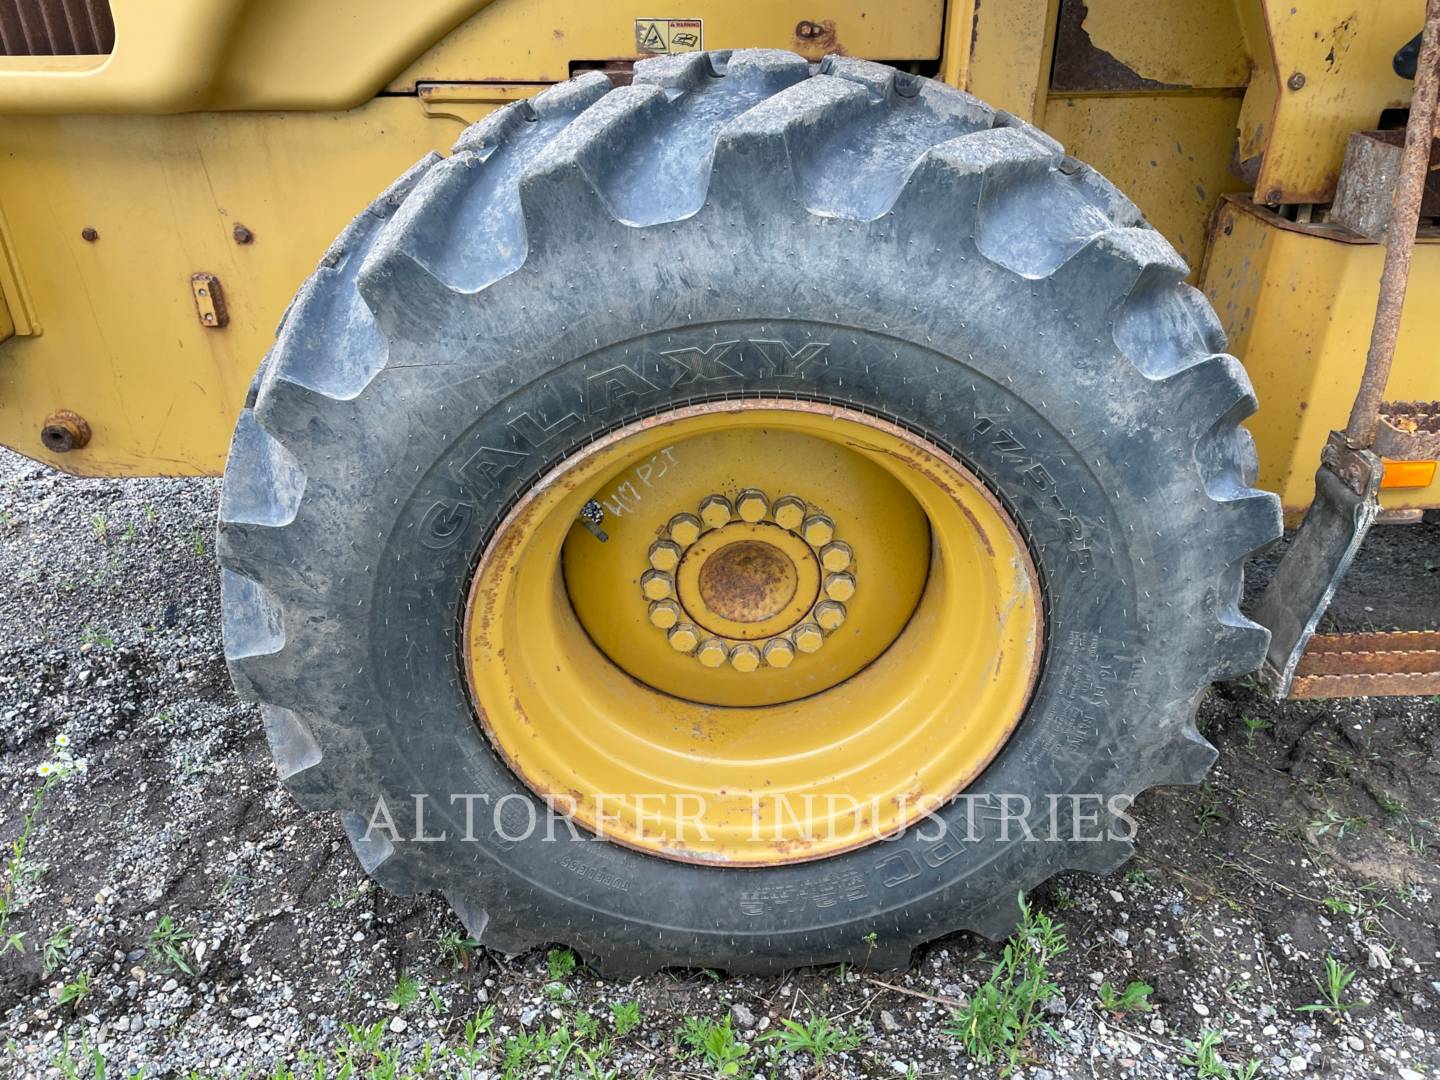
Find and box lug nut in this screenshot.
[819,541,853,573]
[793,623,824,653]
[814,599,846,631]
[648,599,680,629]
[668,624,699,653]
[823,572,856,602]
[648,540,681,572]
[792,624,825,653]
[763,638,796,668]
[730,642,761,672]
[736,488,769,523]
[771,495,806,532]
[640,569,674,601]
[668,512,703,547]
[699,494,732,529]
[802,514,835,547]
[696,638,728,668]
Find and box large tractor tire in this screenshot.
[219,51,1280,974]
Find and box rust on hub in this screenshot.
[697,539,798,624]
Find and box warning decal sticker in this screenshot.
[635,18,703,54]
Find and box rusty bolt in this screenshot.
[819,540,853,573]
[40,411,92,453]
[729,642,761,672]
[648,599,680,630]
[735,488,769,523]
[699,494,732,529]
[771,495,806,532]
[648,540,682,572]
[668,512,703,547]
[233,223,255,244]
[1287,71,1306,91]
[80,227,99,243]
[824,572,856,602]
[802,514,835,547]
[792,623,825,654]
[763,638,796,668]
[640,569,674,601]
[696,638,728,668]
[814,599,846,631]
[668,623,699,653]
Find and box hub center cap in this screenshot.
[697,539,797,624]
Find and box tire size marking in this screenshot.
[971,416,1094,573]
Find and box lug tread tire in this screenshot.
[219,51,1280,974]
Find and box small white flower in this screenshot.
[54,734,70,748]
[37,762,54,777]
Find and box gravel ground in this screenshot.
[0,445,1437,1079]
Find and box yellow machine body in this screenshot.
[0,0,1436,512]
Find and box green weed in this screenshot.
[677,1015,750,1076]
[1180,1029,1261,1080]
[148,915,194,975]
[763,1012,863,1067]
[1096,980,1153,1015]
[944,893,1066,1075]
[1297,956,1367,1017]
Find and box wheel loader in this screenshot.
[1,0,1436,974]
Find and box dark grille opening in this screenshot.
[0,0,115,56]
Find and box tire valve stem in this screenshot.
[579,499,608,542]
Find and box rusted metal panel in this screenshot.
[1049,0,1248,93]
[1289,630,1440,698]
[1051,0,1172,91]
[0,0,114,56]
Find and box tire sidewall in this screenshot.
[364,316,1143,945]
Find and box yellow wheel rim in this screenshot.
[463,401,1043,866]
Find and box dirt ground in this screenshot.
[0,447,1437,1079]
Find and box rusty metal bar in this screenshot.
[1289,630,1440,699]
[1344,0,1440,449]
[1291,670,1440,699]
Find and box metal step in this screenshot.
[1289,630,1440,698]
